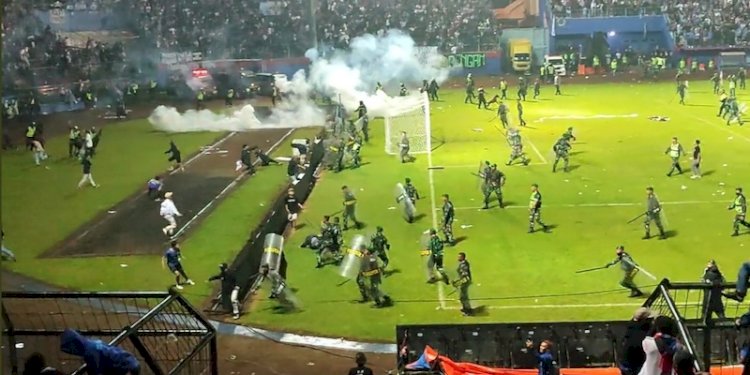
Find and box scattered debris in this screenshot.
[107,210,116,214]
[387,206,396,210]
[460,225,473,229]
[120,264,128,268]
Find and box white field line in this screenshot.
[425,96,447,311]
[442,199,726,211]
[524,135,548,164]
[73,131,239,242]
[169,131,237,175]
[533,113,639,123]
[686,112,750,144]
[441,302,642,310]
[436,162,547,169]
[171,128,294,238]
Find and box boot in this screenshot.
[732,231,740,237]
[658,231,666,240]
[642,234,650,240]
[482,203,489,210]
[498,200,504,209]
[723,291,745,302]
[427,277,437,284]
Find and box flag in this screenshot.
[405,346,438,370]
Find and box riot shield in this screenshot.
[394,183,417,222]
[420,232,433,280]
[339,234,367,279]
[260,233,284,272]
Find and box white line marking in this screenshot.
[169,131,237,175]
[441,302,642,310]
[171,129,295,238]
[686,113,750,144]
[425,96,448,311]
[444,200,726,211]
[524,135,548,164]
[534,113,638,123]
[437,163,546,169]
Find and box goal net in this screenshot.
[384,92,431,155]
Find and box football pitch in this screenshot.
[245,80,750,341]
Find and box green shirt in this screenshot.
[343,191,357,207]
[731,194,747,214]
[428,236,444,257]
[370,232,389,252]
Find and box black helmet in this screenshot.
[377,226,383,232]
[405,177,411,183]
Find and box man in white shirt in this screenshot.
[160,192,182,237]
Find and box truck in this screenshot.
[509,39,533,73]
[544,55,567,76]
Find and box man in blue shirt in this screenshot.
[162,240,194,289]
[146,176,163,201]
[526,339,555,375]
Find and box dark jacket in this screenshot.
[620,319,652,374]
[60,329,140,375]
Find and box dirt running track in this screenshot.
[44,127,292,257]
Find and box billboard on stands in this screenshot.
[446,51,502,76]
[161,52,203,65]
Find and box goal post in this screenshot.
[384,92,431,155]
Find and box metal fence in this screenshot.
[2,289,218,375]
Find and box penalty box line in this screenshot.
[441,199,726,211]
[171,128,295,239]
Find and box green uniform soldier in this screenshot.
[359,248,392,307]
[665,137,685,176]
[370,226,391,269]
[739,67,746,89]
[477,88,488,109]
[528,184,549,233]
[399,83,408,97]
[729,187,750,237]
[605,246,645,297]
[729,75,737,97]
[533,79,541,99]
[483,164,505,209]
[335,138,346,172]
[427,229,450,284]
[711,72,721,94]
[342,185,362,230]
[404,178,420,204]
[561,127,576,142]
[506,129,530,166]
[441,194,456,245]
[552,137,571,173]
[453,252,473,316]
[497,102,509,128]
[726,97,745,126]
[517,77,527,101]
[316,216,343,268]
[347,134,362,168]
[428,79,440,101]
[399,131,412,163]
[465,74,475,104]
[499,79,508,99]
[517,100,527,126]
[644,186,666,240]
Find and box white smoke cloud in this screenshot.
[149,29,451,133]
[297,29,451,116]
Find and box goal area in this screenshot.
[384,92,431,155]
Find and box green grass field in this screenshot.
[244,81,750,341]
[1,108,317,306]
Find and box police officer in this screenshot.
[225,88,235,106]
[507,129,531,166]
[356,100,369,142]
[483,164,505,209]
[441,194,456,245]
[605,246,644,297]
[342,185,362,230]
[477,88,488,109]
[528,183,549,233]
[499,78,508,99]
[208,263,240,319]
[453,252,473,316]
[399,83,408,97]
[533,79,541,99]
[195,89,205,110]
[465,74,475,104]
[240,144,255,174]
[729,187,750,237]
[664,137,684,177]
[552,137,571,173]
[427,229,449,284]
[370,226,390,270]
[497,101,509,128]
[517,99,527,127]
[404,178,420,205]
[359,248,392,308]
[428,79,440,101]
[68,125,81,157]
[644,186,666,240]
[399,131,411,163]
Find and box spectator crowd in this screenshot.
[549,0,750,47]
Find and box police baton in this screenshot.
[635,266,658,280]
[575,266,608,274]
[627,211,648,224]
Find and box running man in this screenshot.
[160,192,182,237]
[162,240,194,289]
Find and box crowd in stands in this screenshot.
[549,0,750,47]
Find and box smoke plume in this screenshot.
[149,29,451,133]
